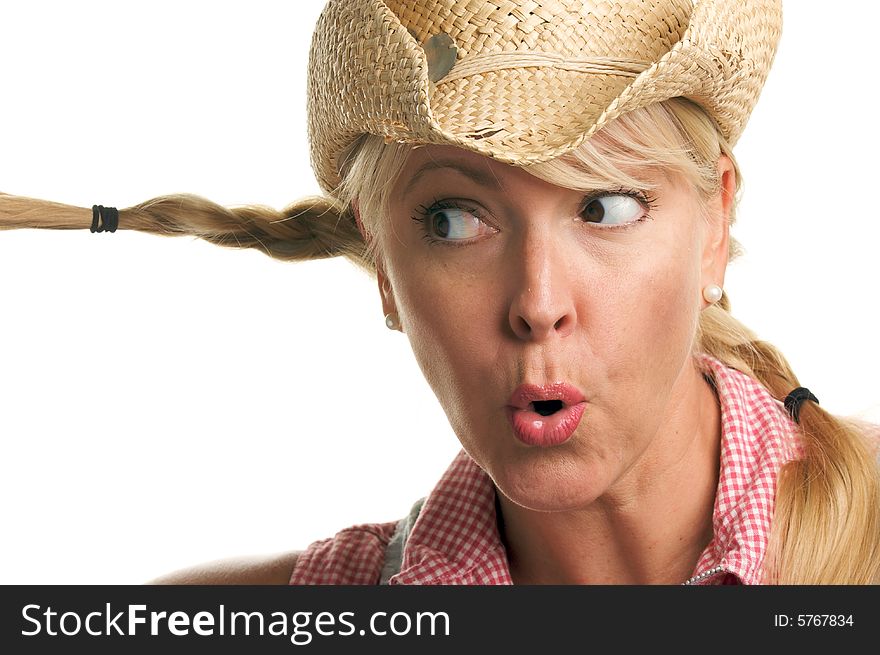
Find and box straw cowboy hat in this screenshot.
[307,0,782,192]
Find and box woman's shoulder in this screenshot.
[289,521,400,585]
[147,550,302,585]
[146,519,400,585]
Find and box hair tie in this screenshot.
[784,387,819,423]
[91,205,119,233]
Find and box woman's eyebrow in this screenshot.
[401,159,503,199]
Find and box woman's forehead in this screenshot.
[405,144,510,174]
[397,145,517,195]
[396,142,675,197]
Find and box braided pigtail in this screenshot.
[697,301,880,584]
[0,191,371,272]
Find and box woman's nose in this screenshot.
[507,235,578,341]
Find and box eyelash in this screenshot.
[579,188,659,231]
[410,198,487,247]
[410,189,658,246]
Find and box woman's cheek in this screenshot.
[637,260,701,371]
[599,253,699,383]
[396,273,474,380]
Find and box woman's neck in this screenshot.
[497,364,722,584]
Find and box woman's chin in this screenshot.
[488,453,608,513]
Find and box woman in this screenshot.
[1,0,878,585]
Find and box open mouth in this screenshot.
[531,400,564,416]
[507,383,587,447]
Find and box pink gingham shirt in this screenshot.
[290,354,803,585]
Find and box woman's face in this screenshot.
[375,144,730,511]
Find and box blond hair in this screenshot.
[2,98,877,583]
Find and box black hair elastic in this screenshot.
[784,387,819,423]
[91,205,119,233]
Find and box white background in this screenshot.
[1,1,877,584]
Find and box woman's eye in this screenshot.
[424,206,496,242]
[581,194,646,226]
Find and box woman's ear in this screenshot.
[357,199,401,331]
[375,258,402,332]
[701,155,735,294]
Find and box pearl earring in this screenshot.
[384,313,400,330]
[702,284,723,304]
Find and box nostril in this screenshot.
[510,304,575,340]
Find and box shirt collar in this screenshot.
[389,448,513,584]
[690,354,799,584]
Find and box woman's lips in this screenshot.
[506,383,586,447]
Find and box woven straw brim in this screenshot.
[425,67,636,166]
[308,0,782,193]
